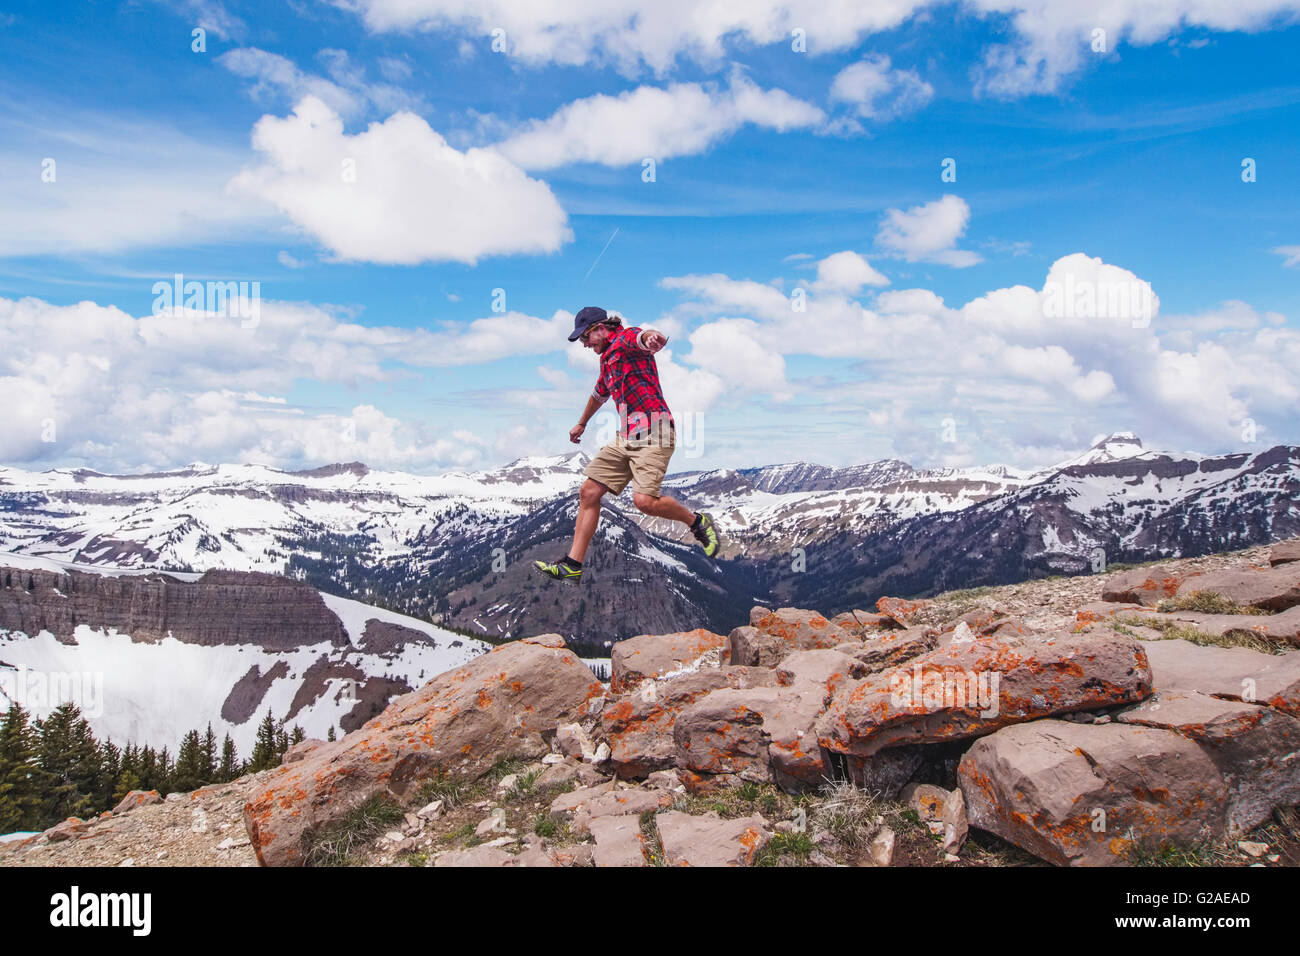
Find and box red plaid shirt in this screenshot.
[592,326,675,439]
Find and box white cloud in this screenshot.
[343,0,931,75]
[228,96,572,265]
[495,74,824,170]
[967,0,1300,96]
[811,251,890,294]
[876,195,982,267]
[219,48,427,119]
[1272,244,1300,267]
[0,295,501,471]
[658,251,1300,458]
[829,55,934,121]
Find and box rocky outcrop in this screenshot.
[816,631,1152,757]
[0,566,347,649]
[243,640,605,866]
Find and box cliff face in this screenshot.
[0,567,348,650]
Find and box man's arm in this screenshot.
[569,391,607,443]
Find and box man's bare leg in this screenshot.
[631,491,697,525]
[569,478,608,562]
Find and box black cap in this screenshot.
[569,305,607,341]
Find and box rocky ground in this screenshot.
[5,538,1298,868]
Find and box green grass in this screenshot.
[304,795,406,867]
[1133,617,1283,654]
[754,831,815,867]
[532,812,560,839]
[639,810,665,866]
[504,769,541,802]
[1157,590,1270,616]
[1125,838,1228,867]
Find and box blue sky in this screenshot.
[2,0,1298,475]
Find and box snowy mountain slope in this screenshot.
[0,554,493,753]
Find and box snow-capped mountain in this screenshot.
[0,434,1295,652]
[0,552,495,753]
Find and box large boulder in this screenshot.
[842,626,936,671]
[876,596,928,626]
[672,679,836,792]
[1101,567,1194,606]
[1144,639,1300,716]
[1173,566,1300,612]
[610,628,729,694]
[243,641,605,866]
[817,631,1152,757]
[1115,690,1300,833]
[601,666,776,778]
[729,609,851,667]
[958,719,1228,866]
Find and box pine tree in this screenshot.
[200,724,218,782]
[173,730,203,793]
[326,726,336,742]
[274,725,289,759]
[156,746,173,795]
[96,739,121,809]
[35,703,98,824]
[248,711,278,773]
[218,734,238,782]
[0,704,45,832]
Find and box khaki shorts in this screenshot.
[584,425,675,497]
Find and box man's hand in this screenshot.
[639,329,668,352]
[569,422,586,444]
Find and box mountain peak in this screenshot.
[1089,432,1142,450]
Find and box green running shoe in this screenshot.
[690,511,720,558]
[534,556,582,583]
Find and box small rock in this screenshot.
[541,754,564,765]
[404,812,421,829]
[483,836,517,848]
[1267,854,1280,863]
[383,830,406,844]
[118,858,135,867]
[156,850,168,860]
[165,792,183,802]
[497,774,518,792]
[475,814,509,837]
[416,800,445,820]
[1238,841,1268,858]
[869,827,895,867]
[944,853,960,863]
[1093,715,1112,725]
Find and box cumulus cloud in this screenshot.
[228,96,572,265]
[876,195,982,267]
[829,55,934,122]
[494,74,824,169]
[811,251,890,294]
[658,250,1300,459]
[0,295,510,471]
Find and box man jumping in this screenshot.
[533,305,720,583]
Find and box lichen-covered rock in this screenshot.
[958,719,1229,866]
[601,665,776,778]
[1116,690,1300,833]
[280,739,324,765]
[112,790,162,814]
[609,628,729,694]
[844,626,937,671]
[1132,606,1300,646]
[655,810,770,866]
[730,609,850,667]
[1101,567,1193,606]
[876,596,928,626]
[817,631,1152,757]
[243,640,605,866]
